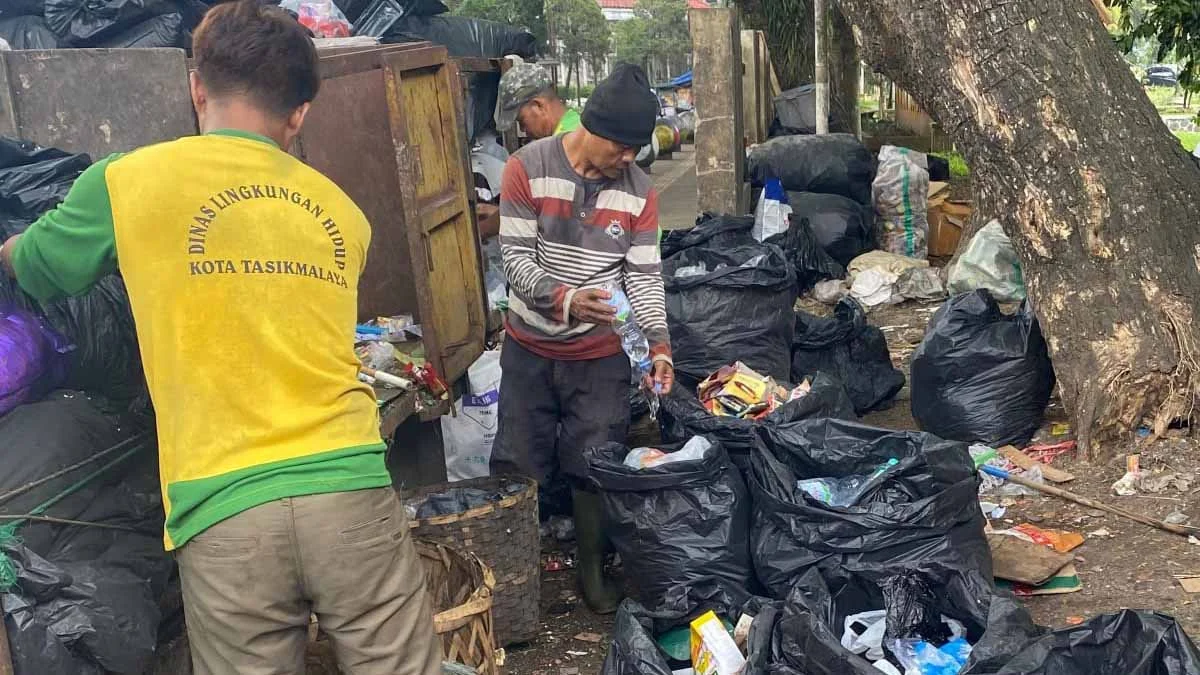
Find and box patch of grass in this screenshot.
[859,95,879,113]
[1176,131,1200,153]
[1145,85,1182,112]
[931,151,970,179]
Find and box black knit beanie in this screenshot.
[582,64,658,147]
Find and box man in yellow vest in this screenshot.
[0,2,441,673]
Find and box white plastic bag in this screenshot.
[623,436,713,470]
[850,268,900,308]
[946,220,1026,302]
[873,145,930,259]
[441,351,502,481]
[841,610,887,660]
[753,178,793,242]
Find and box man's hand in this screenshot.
[476,203,501,240]
[644,360,674,396]
[569,288,617,325]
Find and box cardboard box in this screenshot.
[928,200,971,257]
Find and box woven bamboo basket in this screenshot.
[404,475,540,646]
[418,539,498,674]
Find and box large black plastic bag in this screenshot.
[586,438,753,624]
[965,609,1200,675]
[351,0,449,35]
[658,372,857,464]
[0,393,170,675]
[0,16,61,49]
[770,566,1003,675]
[43,0,178,47]
[792,298,905,415]
[660,212,756,260]
[379,15,536,57]
[663,241,797,386]
[763,216,844,294]
[748,418,990,599]
[787,192,874,267]
[746,133,876,205]
[910,290,1055,447]
[0,146,91,227]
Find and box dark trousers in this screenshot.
[491,339,631,513]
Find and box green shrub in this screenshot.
[931,151,970,179]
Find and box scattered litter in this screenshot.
[1088,528,1113,538]
[890,636,972,675]
[1066,616,1085,625]
[1174,575,1200,593]
[895,267,945,302]
[988,531,1074,586]
[812,278,850,304]
[1050,423,1072,436]
[564,651,588,658]
[1165,512,1189,526]
[696,362,793,420]
[979,501,1007,519]
[1011,524,1085,553]
[1024,440,1077,464]
[850,268,901,308]
[999,445,1075,483]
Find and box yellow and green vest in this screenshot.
[11,130,389,550]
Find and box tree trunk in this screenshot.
[836,0,1200,457]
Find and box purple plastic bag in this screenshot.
[0,308,72,416]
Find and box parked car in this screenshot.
[1146,64,1180,87]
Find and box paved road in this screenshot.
[649,145,698,231]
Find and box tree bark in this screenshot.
[836,0,1200,457]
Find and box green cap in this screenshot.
[496,62,553,131]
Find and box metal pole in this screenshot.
[814,0,829,134]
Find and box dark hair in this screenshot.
[193,0,320,119]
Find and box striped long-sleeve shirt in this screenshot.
[499,136,670,362]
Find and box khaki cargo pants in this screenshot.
[176,487,442,675]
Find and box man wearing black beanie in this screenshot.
[491,64,673,613]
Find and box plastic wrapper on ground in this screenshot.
[910,290,1055,447]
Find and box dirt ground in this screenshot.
[504,295,1200,674]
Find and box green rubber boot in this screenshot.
[572,487,623,615]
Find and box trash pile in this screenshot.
[695,362,798,421]
[404,478,528,519]
[355,316,450,410]
[596,415,1200,675]
[0,138,169,674]
[874,145,931,259]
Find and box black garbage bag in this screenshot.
[379,14,536,57]
[660,212,756,260]
[786,192,874,267]
[0,393,169,675]
[663,241,796,386]
[586,438,752,623]
[763,216,844,294]
[927,154,951,182]
[0,16,60,49]
[748,418,990,599]
[910,290,1056,447]
[0,148,91,227]
[43,0,178,47]
[965,609,1200,675]
[770,566,1004,675]
[93,11,186,48]
[0,1,45,20]
[601,597,783,675]
[351,0,449,36]
[792,298,905,415]
[601,601,675,675]
[746,133,876,206]
[658,372,857,465]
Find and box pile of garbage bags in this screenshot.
[1,0,211,50]
[911,289,1055,447]
[0,393,169,675]
[746,134,876,207]
[600,417,1200,675]
[874,145,931,259]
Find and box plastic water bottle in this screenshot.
[601,282,661,417]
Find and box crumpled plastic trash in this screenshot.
[947,220,1025,302]
[851,268,901,308]
[623,435,712,469]
[890,636,972,675]
[842,610,888,660]
[812,278,850,304]
[896,267,945,301]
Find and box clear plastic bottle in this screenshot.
[601,282,661,416]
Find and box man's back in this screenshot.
[103,131,384,549]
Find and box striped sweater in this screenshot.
[499,136,670,362]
